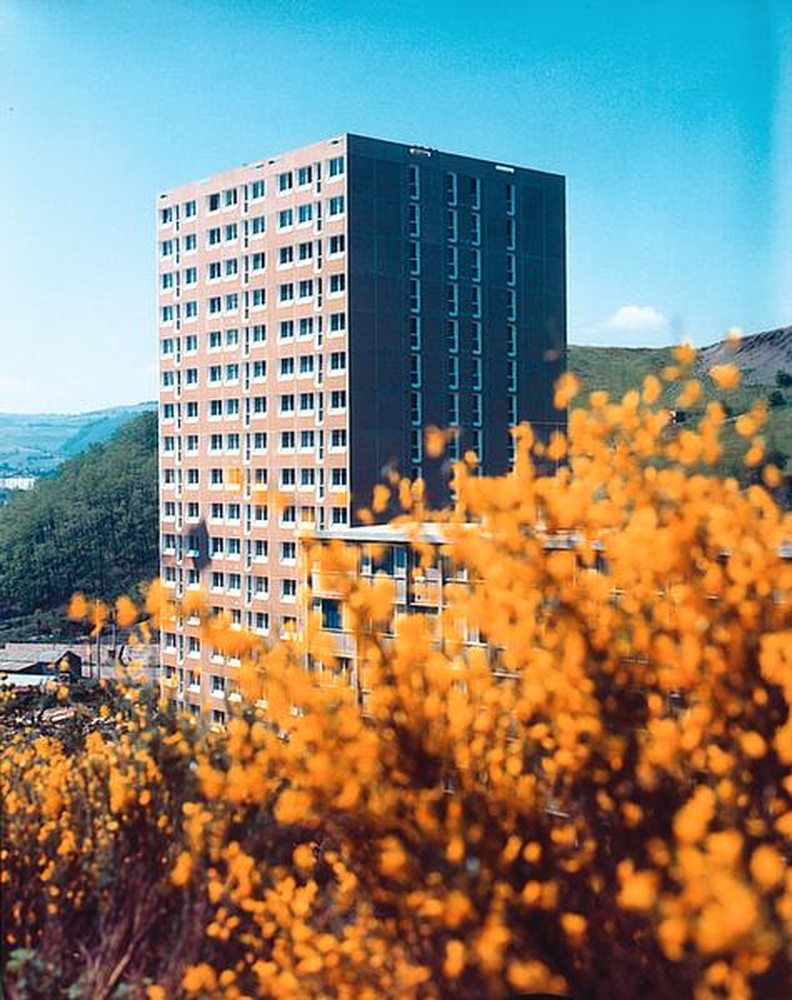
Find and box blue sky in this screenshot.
[1,0,790,413]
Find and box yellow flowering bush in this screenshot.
[2,350,791,998]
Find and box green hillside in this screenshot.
[568,328,792,503]
[0,402,156,477]
[0,412,158,639]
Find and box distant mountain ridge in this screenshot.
[0,402,156,477]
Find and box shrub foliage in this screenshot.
[2,353,791,999]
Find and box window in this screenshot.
[251,215,266,235]
[280,467,296,487]
[298,203,313,224]
[330,468,347,488]
[410,391,422,426]
[278,171,293,192]
[472,394,482,426]
[279,319,294,341]
[252,323,266,343]
[279,393,295,414]
[506,252,516,286]
[225,258,238,277]
[408,241,420,275]
[330,312,345,333]
[447,209,458,242]
[328,195,344,216]
[299,468,315,488]
[328,156,344,177]
[252,359,267,379]
[208,192,220,212]
[506,217,516,250]
[299,429,315,450]
[409,317,421,351]
[160,338,175,357]
[209,433,222,451]
[409,279,421,313]
[279,430,295,451]
[224,187,237,207]
[330,428,347,450]
[185,367,199,385]
[224,223,238,242]
[161,370,175,388]
[331,506,348,525]
[447,319,459,353]
[161,272,174,290]
[446,171,459,204]
[225,293,238,312]
[408,203,420,237]
[329,274,345,294]
[470,176,481,209]
[184,266,197,285]
[209,399,222,417]
[281,541,297,562]
[225,398,240,416]
[329,350,346,371]
[281,578,297,600]
[297,165,312,186]
[254,503,268,523]
[410,354,421,388]
[446,283,458,316]
[252,288,266,307]
[506,183,516,215]
[507,358,517,393]
[279,283,294,303]
[162,402,175,419]
[208,330,222,349]
[253,431,267,451]
[208,227,221,246]
[226,432,240,452]
[447,245,458,279]
[161,305,174,323]
[329,390,346,411]
[472,321,483,354]
[184,199,196,218]
[299,391,314,412]
[470,214,481,245]
[185,435,199,454]
[184,300,198,319]
[278,208,294,229]
[448,393,459,424]
[279,357,295,377]
[279,245,294,267]
[472,285,481,317]
[472,248,482,282]
[160,240,174,258]
[225,328,239,348]
[251,179,266,199]
[473,356,483,390]
[208,261,221,281]
[448,355,459,390]
[253,539,268,560]
[298,279,313,299]
[184,233,197,252]
[298,317,314,338]
[507,288,517,321]
[507,323,517,356]
[298,240,313,261]
[253,394,267,414]
[298,355,314,375]
[328,234,344,255]
[409,164,420,199]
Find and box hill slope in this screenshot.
[0,402,156,477]
[568,326,792,502]
[0,412,158,635]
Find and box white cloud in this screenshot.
[579,304,672,347]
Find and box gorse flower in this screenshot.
[2,353,791,999]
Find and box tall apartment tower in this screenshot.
[157,134,566,718]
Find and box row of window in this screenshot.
[161,427,347,455]
[159,314,346,359]
[158,158,345,227]
[159,274,345,323]
[162,500,349,526]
